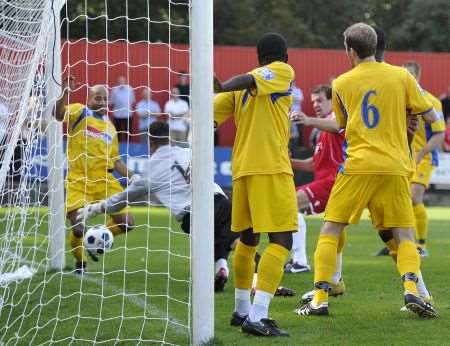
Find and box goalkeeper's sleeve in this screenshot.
[104,177,150,214]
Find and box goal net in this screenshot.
[0,1,213,345]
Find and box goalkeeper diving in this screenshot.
[77,121,238,292]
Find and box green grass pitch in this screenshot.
[1,207,449,345]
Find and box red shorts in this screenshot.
[297,176,336,214]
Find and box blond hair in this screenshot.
[343,23,377,59]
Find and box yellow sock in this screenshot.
[414,204,428,248]
[397,240,420,295]
[107,220,125,236]
[256,243,290,294]
[337,228,347,253]
[233,240,257,289]
[70,231,85,264]
[385,238,398,262]
[313,234,339,305]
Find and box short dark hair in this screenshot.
[256,32,288,65]
[372,26,386,62]
[343,23,377,59]
[149,121,169,145]
[311,84,332,100]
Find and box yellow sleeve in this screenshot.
[248,62,294,96]
[405,72,432,115]
[214,92,234,127]
[332,81,347,129]
[64,103,85,126]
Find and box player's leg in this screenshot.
[300,227,346,304]
[241,174,296,337]
[67,209,87,273]
[285,211,310,273]
[229,177,259,325]
[370,176,437,317]
[66,184,89,273]
[296,174,370,316]
[212,193,237,292]
[411,182,428,256]
[378,229,432,303]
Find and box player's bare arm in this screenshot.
[290,111,340,133]
[54,76,77,121]
[416,131,445,165]
[407,115,419,145]
[214,74,255,93]
[291,157,314,172]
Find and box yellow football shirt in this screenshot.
[412,90,445,166]
[332,61,432,176]
[64,103,120,181]
[214,61,294,180]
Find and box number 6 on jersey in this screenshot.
[362,90,380,128]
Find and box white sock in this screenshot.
[249,290,273,322]
[215,258,229,276]
[235,288,251,316]
[291,213,308,265]
[417,270,430,298]
[331,252,343,284]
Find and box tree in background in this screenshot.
[62,0,449,52]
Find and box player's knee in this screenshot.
[320,221,344,237]
[411,184,424,205]
[239,229,259,247]
[72,227,84,238]
[268,231,293,251]
[378,229,394,244]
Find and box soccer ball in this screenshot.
[83,225,114,255]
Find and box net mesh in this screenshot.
[0,1,194,344]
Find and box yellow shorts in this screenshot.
[410,161,434,188]
[66,174,128,215]
[324,174,414,229]
[231,174,298,233]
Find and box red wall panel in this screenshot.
[61,40,450,146]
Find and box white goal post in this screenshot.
[190,0,214,344]
[0,0,214,344]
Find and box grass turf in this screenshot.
[0,207,449,345]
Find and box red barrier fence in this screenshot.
[62,40,450,146]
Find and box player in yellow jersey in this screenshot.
[54,78,136,274]
[404,61,445,256]
[296,23,438,318]
[214,33,297,337]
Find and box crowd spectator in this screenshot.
[175,70,190,104]
[135,88,161,143]
[164,87,190,144]
[441,86,450,120]
[444,116,450,152]
[110,76,135,142]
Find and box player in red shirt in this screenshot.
[444,116,450,152]
[284,85,346,297]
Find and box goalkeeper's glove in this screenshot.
[76,201,105,224]
[129,174,142,185]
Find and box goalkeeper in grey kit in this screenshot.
[78,121,236,292]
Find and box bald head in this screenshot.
[87,84,108,115]
[344,23,377,59]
